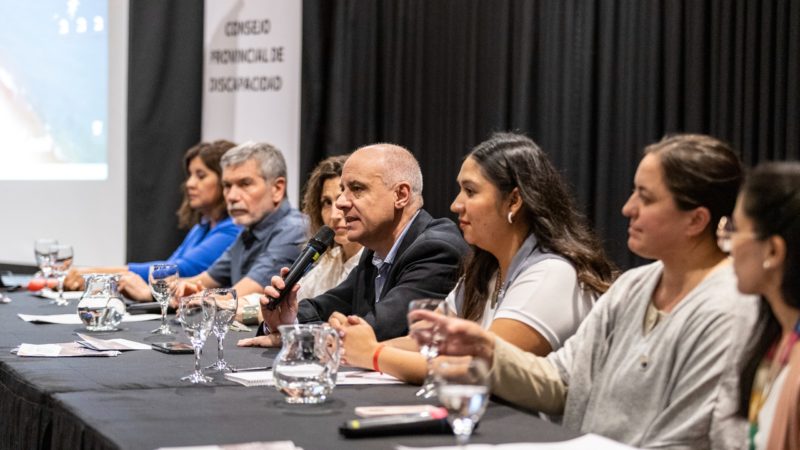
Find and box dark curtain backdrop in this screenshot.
[128,0,800,269]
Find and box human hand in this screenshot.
[328,312,378,368]
[261,267,300,331]
[118,272,153,302]
[237,334,281,348]
[407,310,496,363]
[171,280,204,308]
[64,268,86,291]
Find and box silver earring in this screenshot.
[507,212,514,224]
[763,260,772,270]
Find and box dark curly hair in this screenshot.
[301,155,349,234]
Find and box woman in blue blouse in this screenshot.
[65,141,241,293]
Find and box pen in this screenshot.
[230,366,271,372]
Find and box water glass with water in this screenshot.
[49,245,74,306]
[178,294,216,383]
[204,288,238,372]
[434,358,490,446]
[34,238,58,279]
[149,264,179,335]
[408,298,451,397]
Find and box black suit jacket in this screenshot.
[297,209,468,341]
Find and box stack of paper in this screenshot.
[14,342,121,357]
[225,369,403,387]
[17,313,161,324]
[75,333,151,351]
[396,434,638,449]
[13,334,150,357]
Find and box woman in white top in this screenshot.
[295,154,363,300]
[411,134,761,449]
[330,133,615,383]
[726,163,800,449]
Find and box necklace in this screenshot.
[748,318,800,449]
[491,272,504,309]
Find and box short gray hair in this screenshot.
[221,141,287,181]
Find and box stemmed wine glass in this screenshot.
[34,238,58,284]
[49,245,74,306]
[178,294,216,383]
[434,358,490,446]
[149,264,179,335]
[408,298,451,397]
[204,288,238,372]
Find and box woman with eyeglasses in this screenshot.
[721,162,800,450]
[410,134,760,449]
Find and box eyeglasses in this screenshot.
[716,216,758,253]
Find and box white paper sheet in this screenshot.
[155,441,301,450]
[17,313,161,325]
[35,289,84,301]
[75,333,151,351]
[225,369,403,387]
[396,434,638,450]
[15,342,121,357]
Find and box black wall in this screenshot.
[128,0,800,269]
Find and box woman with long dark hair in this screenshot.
[725,162,800,449]
[411,134,760,449]
[329,133,615,383]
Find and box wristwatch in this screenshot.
[241,304,259,325]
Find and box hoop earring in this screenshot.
[507,212,514,224]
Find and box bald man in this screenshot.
[244,144,468,345]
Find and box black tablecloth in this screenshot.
[0,291,579,450]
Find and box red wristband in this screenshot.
[372,344,386,373]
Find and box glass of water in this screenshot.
[49,245,74,306]
[34,238,58,281]
[178,294,216,383]
[408,298,451,397]
[434,358,490,446]
[204,288,238,372]
[149,264,179,335]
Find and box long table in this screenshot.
[0,290,579,449]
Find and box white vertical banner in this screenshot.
[202,0,302,205]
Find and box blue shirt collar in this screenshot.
[371,210,420,270]
[250,200,291,241]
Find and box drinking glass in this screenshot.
[34,238,58,281]
[204,288,238,372]
[49,245,74,306]
[408,298,451,398]
[178,294,216,383]
[434,358,490,446]
[149,264,179,335]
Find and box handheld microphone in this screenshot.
[267,225,335,310]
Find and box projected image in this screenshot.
[0,0,107,180]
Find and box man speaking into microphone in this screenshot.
[239,144,468,347]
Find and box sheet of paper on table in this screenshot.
[396,434,638,450]
[75,333,151,351]
[155,440,301,450]
[17,313,162,324]
[14,342,121,357]
[35,289,84,301]
[225,368,403,387]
